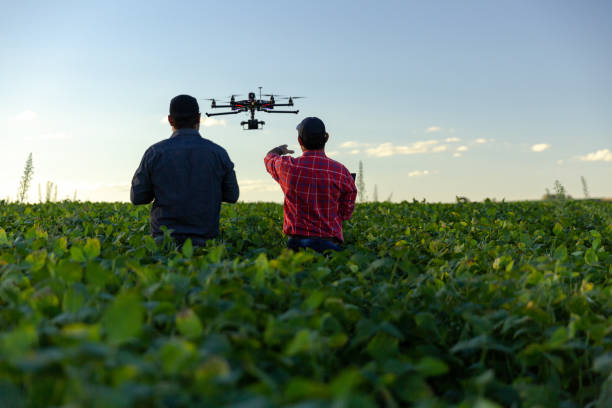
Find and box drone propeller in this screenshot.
[228,94,242,98]
[281,96,306,100]
[263,93,285,97]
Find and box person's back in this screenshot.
[131,95,239,245]
[270,151,354,241]
[265,117,357,252]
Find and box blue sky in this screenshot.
[1,0,610,202]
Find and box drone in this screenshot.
[204,87,303,130]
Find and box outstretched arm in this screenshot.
[267,144,294,156]
[264,144,294,182]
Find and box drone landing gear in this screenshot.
[241,119,265,130]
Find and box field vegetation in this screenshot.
[0,199,611,407]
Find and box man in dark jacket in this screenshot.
[130,94,239,246]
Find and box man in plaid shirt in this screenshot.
[264,117,357,253]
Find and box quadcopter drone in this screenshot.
[204,87,303,130]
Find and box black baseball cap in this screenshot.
[296,117,326,141]
[169,94,200,118]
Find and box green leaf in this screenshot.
[594,353,612,375]
[552,223,563,236]
[303,291,325,310]
[254,253,269,286]
[63,285,86,313]
[86,262,110,288]
[56,261,83,284]
[553,245,567,261]
[159,339,196,375]
[83,238,101,260]
[330,369,362,396]
[70,246,86,262]
[585,248,598,265]
[176,308,203,340]
[284,378,329,401]
[195,356,231,383]
[101,293,143,346]
[597,374,612,408]
[473,398,504,408]
[0,324,37,358]
[416,356,449,377]
[286,329,313,355]
[182,238,193,258]
[0,228,9,246]
[366,333,398,360]
[53,237,68,256]
[25,249,47,272]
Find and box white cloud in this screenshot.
[580,148,612,162]
[201,117,227,127]
[15,110,37,121]
[238,179,281,192]
[340,141,370,148]
[160,116,168,124]
[531,143,551,152]
[432,145,447,152]
[426,126,441,133]
[366,140,441,157]
[474,138,487,144]
[445,137,460,143]
[350,149,360,155]
[408,170,430,177]
[556,159,564,165]
[327,151,339,157]
[453,153,462,158]
[457,145,468,152]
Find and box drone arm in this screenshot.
[205,111,241,117]
[263,109,299,114]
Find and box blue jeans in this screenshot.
[287,236,342,253]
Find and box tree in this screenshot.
[581,176,590,198]
[357,160,367,202]
[17,153,34,203]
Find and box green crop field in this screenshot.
[0,200,611,408]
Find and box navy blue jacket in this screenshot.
[130,128,239,241]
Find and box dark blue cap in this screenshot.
[169,94,200,118]
[296,117,326,141]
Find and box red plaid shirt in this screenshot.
[265,150,357,242]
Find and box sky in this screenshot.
[1,0,610,203]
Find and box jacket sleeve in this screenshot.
[222,154,240,203]
[339,171,357,220]
[130,149,154,205]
